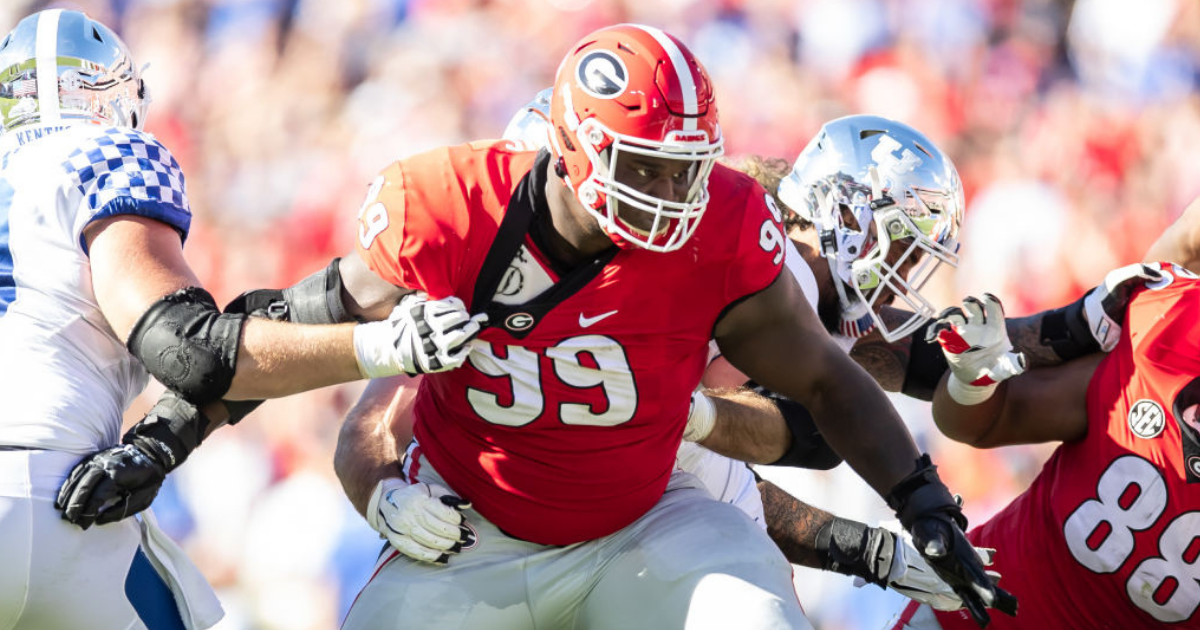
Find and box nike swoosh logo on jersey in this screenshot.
[578,310,619,328]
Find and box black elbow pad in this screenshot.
[127,287,245,405]
[751,384,843,470]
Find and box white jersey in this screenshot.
[0,123,191,452]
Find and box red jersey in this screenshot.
[935,263,1200,629]
[355,141,785,545]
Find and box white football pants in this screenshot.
[342,452,812,630]
[0,449,218,630]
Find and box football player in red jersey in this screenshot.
[325,23,1008,630]
[887,256,1200,629]
[335,109,1015,619]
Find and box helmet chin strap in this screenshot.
[830,272,875,339]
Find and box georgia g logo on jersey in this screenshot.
[577,51,628,99]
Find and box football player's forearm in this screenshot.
[759,480,833,568]
[698,387,790,464]
[336,382,406,516]
[930,372,1008,447]
[1144,195,1200,273]
[807,365,921,495]
[224,319,362,400]
[1004,313,1063,369]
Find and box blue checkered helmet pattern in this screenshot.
[62,127,190,241]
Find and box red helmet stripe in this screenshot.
[632,24,699,130]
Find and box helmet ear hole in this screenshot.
[556,126,575,152]
[838,204,861,231]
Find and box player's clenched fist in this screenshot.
[56,392,204,529]
[927,294,1027,406]
[354,292,488,378]
[368,478,475,564]
[867,525,1004,613]
[887,454,1018,628]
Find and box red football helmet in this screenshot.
[549,24,724,252]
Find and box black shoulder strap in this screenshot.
[468,149,619,339]
[469,151,546,316]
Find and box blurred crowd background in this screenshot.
[5,0,1200,628]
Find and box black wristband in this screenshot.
[222,399,263,426]
[902,321,951,401]
[815,516,896,587]
[123,391,210,472]
[1039,292,1099,361]
[884,454,967,531]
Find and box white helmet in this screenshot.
[778,115,963,342]
[502,87,552,151]
[0,9,148,133]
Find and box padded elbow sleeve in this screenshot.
[127,287,245,404]
[752,384,843,470]
[901,321,951,401]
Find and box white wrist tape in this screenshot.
[683,390,717,442]
[353,321,402,379]
[946,374,998,406]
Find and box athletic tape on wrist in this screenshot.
[682,390,716,442]
[946,374,998,406]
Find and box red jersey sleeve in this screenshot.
[352,154,472,299]
[720,179,787,303]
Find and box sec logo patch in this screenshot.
[1128,399,1166,439]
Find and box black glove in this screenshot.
[886,454,1018,627]
[56,392,208,529]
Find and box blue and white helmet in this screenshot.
[0,9,148,133]
[779,115,963,342]
[502,87,552,151]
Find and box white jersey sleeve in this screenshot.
[0,124,192,452]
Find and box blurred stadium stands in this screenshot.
[5,0,1198,628]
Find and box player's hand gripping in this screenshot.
[856,523,1004,612]
[886,455,1018,627]
[56,392,205,529]
[1081,262,1163,351]
[367,478,475,564]
[354,292,488,378]
[927,294,1026,406]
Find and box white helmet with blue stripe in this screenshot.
[0,9,148,134]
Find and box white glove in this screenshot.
[366,477,474,564]
[682,390,716,442]
[927,294,1027,405]
[354,292,488,378]
[1083,263,1164,352]
[856,525,1001,612]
